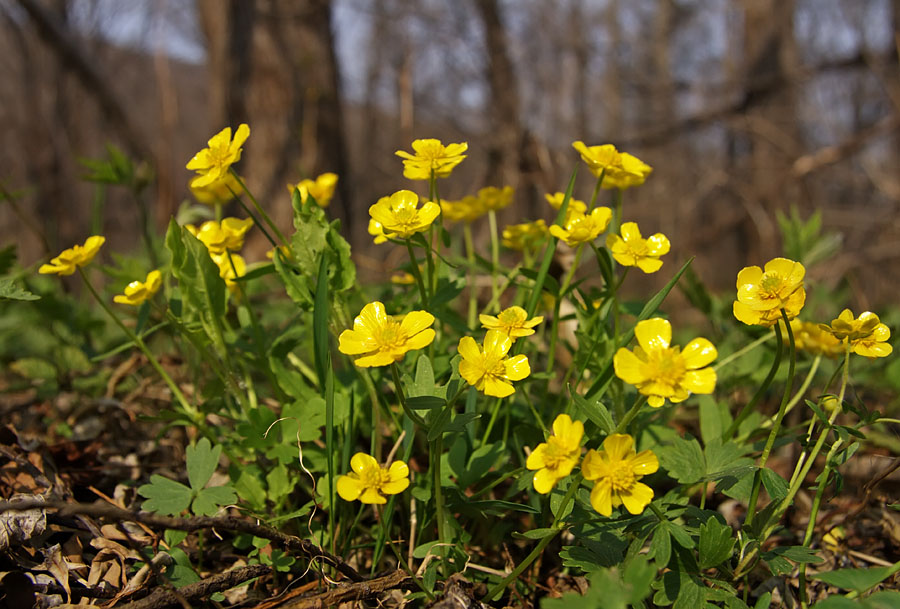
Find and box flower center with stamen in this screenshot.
[758,273,785,298]
[542,438,571,470]
[361,466,389,489]
[498,309,524,327]
[607,462,636,492]
[375,320,406,350]
[644,348,686,389]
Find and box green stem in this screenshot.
[480,398,503,447]
[77,268,199,424]
[405,240,430,309]
[547,244,585,373]
[746,310,796,527]
[757,354,821,433]
[464,223,478,328]
[723,324,784,441]
[488,209,501,312]
[230,170,289,246]
[614,395,648,434]
[483,475,582,602]
[429,175,442,298]
[713,332,773,372]
[798,456,833,608]
[391,363,427,429]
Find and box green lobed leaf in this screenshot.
[138,475,193,516]
[191,485,237,516]
[656,435,706,485]
[186,438,222,491]
[813,565,900,593]
[760,467,789,502]
[0,279,40,301]
[572,393,614,434]
[698,516,735,569]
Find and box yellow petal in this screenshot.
[647,394,666,408]
[765,257,805,285]
[400,311,435,336]
[620,222,642,241]
[457,336,481,362]
[733,300,765,326]
[602,434,634,461]
[580,449,604,481]
[483,330,512,357]
[354,351,398,367]
[682,368,717,395]
[532,468,559,494]
[404,329,436,352]
[504,355,530,381]
[357,302,388,332]
[854,342,893,358]
[630,450,659,475]
[735,266,762,289]
[635,318,671,352]
[483,377,515,398]
[359,487,387,504]
[613,348,648,384]
[350,452,377,474]
[682,338,717,369]
[526,444,549,470]
[338,330,374,355]
[620,481,654,515]
[590,480,613,516]
[635,257,664,273]
[336,475,363,501]
[646,234,670,255]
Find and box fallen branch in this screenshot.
[118,563,271,609]
[272,569,412,609]
[0,499,363,582]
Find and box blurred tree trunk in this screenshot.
[196,0,351,245]
[475,0,522,190]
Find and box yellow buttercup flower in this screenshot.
[479,306,543,341]
[38,236,105,276]
[571,141,652,189]
[789,319,843,358]
[212,253,246,294]
[477,186,514,212]
[369,190,441,240]
[526,414,584,494]
[391,271,416,285]
[548,207,613,247]
[395,138,468,180]
[336,452,410,504]
[545,192,587,215]
[441,196,485,223]
[457,330,530,398]
[821,309,893,358]
[614,318,717,408]
[290,172,338,207]
[114,270,162,306]
[186,124,250,188]
[733,257,806,327]
[190,172,244,205]
[581,433,658,516]
[606,222,670,273]
[338,301,435,367]
[502,219,547,251]
[185,218,254,256]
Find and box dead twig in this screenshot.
[273,569,412,609]
[117,564,271,609]
[0,499,363,582]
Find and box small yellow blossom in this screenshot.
[38,236,105,276]
[581,434,658,516]
[265,245,293,261]
[185,218,254,256]
[457,330,530,398]
[369,190,441,240]
[789,319,843,358]
[395,138,468,180]
[212,252,246,294]
[571,141,652,189]
[441,196,485,223]
[614,318,717,408]
[114,270,162,306]
[545,192,587,215]
[733,258,806,327]
[477,186,514,212]
[479,306,543,340]
[822,309,893,358]
[336,452,410,504]
[606,222,670,273]
[391,271,416,285]
[289,172,338,207]
[190,172,244,205]
[502,219,547,251]
[548,207,613,247]
[526,414,584,494]
[186,124,250,188]
[338,302,435,367]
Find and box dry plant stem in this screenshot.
[483,475,582,602]
[77,268,200,424]
[120,564,272,609]
[723,324,784,441]
[488,209,501,312]
[464,223,478,328]
[230,170,289,247]
[0,499,363,582]
[276,570,413,609]
[746,308,796,527]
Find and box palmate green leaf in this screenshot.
[698,516,735,569]
[760,467,789,502]
[186,438,222,490]
[0,279,39,301]
[191,485,237,516]
[656,435,706,485]
[138,475,193,516]
[650,521,672,566]
[164,219,226,338]
[813,565,900,593]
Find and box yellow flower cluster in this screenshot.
[368,190,441,243]
[289,172,338,208]
[607,222,670,274]
[549,207,613,247]
[114,270,162,306]
[38,236,106,276]
[502,219,547,251]
[572,141,653,189]
[186,124,250,188]
[733,258,806,327]
[395,138,468,181]
[790,319,843,358]
[441,186,514,225]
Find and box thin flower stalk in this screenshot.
[488,209,501,311]
[723,324,784,441]
[546,243,586,372]
[745,308,797,526]
[464,223,478,328]
[230,169,289,247]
